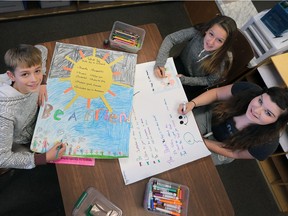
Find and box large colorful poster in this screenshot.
[119,58,211,185]
[31,42,137,158]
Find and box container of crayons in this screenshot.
[109,21,146,53]
[143,177,189,216]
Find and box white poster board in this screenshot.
[119,58,211,185]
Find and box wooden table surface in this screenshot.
[41,23,234,216]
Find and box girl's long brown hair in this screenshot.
[195,15,237,78]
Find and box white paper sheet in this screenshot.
[119,58,211,185]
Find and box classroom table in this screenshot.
[41,23,234,216]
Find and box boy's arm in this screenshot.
[38,75,47,106]
[41,74,47,85]
[0,117,37,169]
[35,45,48,106]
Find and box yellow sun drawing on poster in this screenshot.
[60,48,130,112]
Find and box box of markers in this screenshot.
[109,21,146,53]
[143,177,189,216]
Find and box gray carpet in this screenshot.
[0,1,287,216]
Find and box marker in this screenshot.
[155,207,181,216]
[152,185,178,193]
[154,197,182,205]
[203,132,213,138]
[103,39,109,48]
[148,183,153,210]
[178,188,182,199]
[158,66,164,77]
[149,198,154,210]
[153,189,177,197]
[55,144,62,159]
[74,191,88,209]
[281,38,288,43]
[163,203,182,211]
[153,192,178,200]
[182,102,186,112]
[154,180,178,190]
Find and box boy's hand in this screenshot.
[46,142,67,161]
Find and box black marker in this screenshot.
[158,66,164,77]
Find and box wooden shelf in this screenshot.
[0,1,157,22]
[258,154,288,212]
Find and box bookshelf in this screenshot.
[0,1,156,22]
[241,11,288,67]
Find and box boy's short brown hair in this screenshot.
[4,44,42,73]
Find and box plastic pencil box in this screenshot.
[109,21,146,53]
[72,187,122,216]
[143,177,189,216]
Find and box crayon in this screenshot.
[113,38,136,46]
[115,29,139,37]
[113,33,138,41]
[113,36,137,45]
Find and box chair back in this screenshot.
[223,29,255,84]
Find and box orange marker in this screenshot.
[159,198,182,206]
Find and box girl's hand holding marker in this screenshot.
[182,102,186,113]
[178,100,197,114]
[156,66,166,78]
